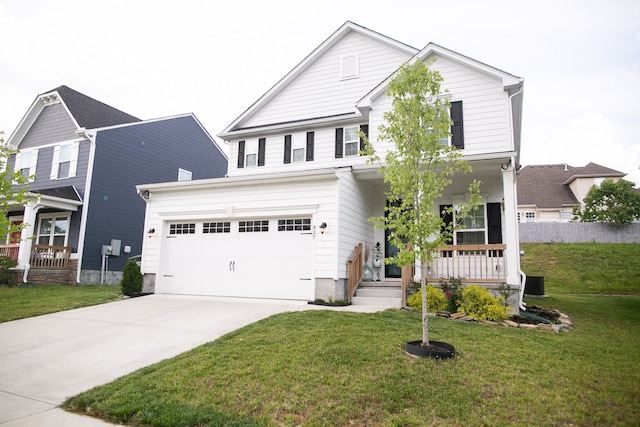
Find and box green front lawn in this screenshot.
[63,296,639,426]
[0,284,121,322]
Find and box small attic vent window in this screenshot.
[340,54,359,80]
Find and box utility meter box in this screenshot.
[110,239,121,257]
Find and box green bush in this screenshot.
[439,276,464,313]
[120,259,143,296]
[407,285,448,313]
[0,256,18,285]
[459,285,508,322]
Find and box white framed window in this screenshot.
[36,214,70,247]
[245,140,258,167]
[178,168,192,181]
[525,212,535,222]
[51,142,79,180]
[340,54,359,79]
[560,211,572,220]
[15,149,38,182]
[292,134,306,162]
[455,205,486,245]
[344,127,359,156]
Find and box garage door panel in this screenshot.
[159,220,314,300]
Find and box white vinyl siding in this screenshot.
[50,141,79,179]
[242,32,415,128]
[141,173,339,280]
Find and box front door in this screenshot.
[384,227,402,278]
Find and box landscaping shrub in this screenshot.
[459,285,508,322]
[120,259,143,296]
[407,285,448,313]
[439,276,464,313]
[0,256,17,285]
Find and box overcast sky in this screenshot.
[1,0,639,185]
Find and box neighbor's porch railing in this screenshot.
[30,244,72,269]
[0,243,20,260]
[347,243,363,303]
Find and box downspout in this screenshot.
[508,84,526,311]
[75,130,97,283]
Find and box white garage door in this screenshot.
[158,218,314,300]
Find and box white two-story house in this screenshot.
[136,21,525,308]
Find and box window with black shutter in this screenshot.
[450,101,464,149]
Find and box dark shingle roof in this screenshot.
[31,186,82,202]
[45,85,141,129]
[517,163,627,209]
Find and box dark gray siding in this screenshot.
[20,103,78,149]
[24,140,90,197]
[82,115,228,271]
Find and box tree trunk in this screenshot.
[420,258,429,346]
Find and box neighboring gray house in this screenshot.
[3,85,228,284]
[517,162,626,222]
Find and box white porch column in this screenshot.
[502,159,521,288]
[16,201,41,274]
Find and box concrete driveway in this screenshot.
[0,294,385,426]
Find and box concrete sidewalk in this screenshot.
[0,294,386,426]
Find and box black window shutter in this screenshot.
[258,138,266,166]
[335,128,343,158]
[487,202,502,244]
[237,140,245,168]
[451,101,464,149]
[284,135,292,164]
[306,132,314,161]
[440,204,454,257]
[440,205,454,245]
[359,124,369,154]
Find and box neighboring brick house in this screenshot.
[517,162,626,223]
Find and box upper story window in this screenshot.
[51,142,79,180]
[178,168,192,181]
[237,139,265,168]
[284,132,314,164]
[335,125,368,158]
[15,149,38,182]
[37,213,69,246]
[340,54,359,80]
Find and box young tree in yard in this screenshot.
[362,60,481,348]
[573,179,640,228]
[0,131,36,240]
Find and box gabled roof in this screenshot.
[563,162,625,185]
[517,163,626,209]
[218,21,418,137]
[52,85,141,129]
[356,42,524,159]
[7,85,140,148]
[358,42,523,109]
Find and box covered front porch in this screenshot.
[2,190,82,284]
